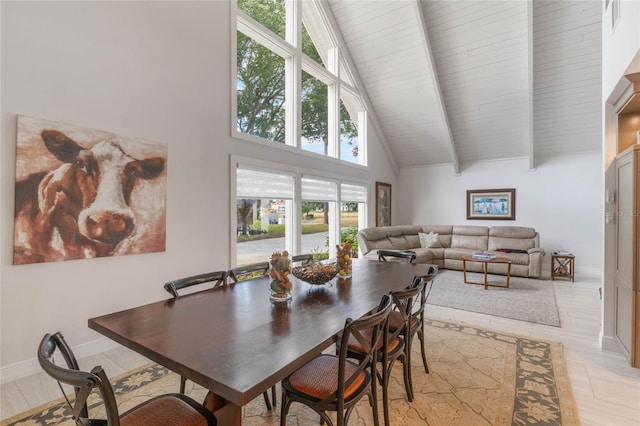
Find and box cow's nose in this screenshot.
[84,212,135,244]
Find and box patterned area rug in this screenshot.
[2,319,579,426]
[428,270,561,327]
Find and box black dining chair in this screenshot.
[38,332,218,426]
[343,280,421,426]
[164,270,277,411]
[387,277,426,404]
[228,262,278,409]
[163,270,228,394]
[229,261,271,283]
[377,249,416,263]
[280,294,393,426]
[388,273,435,401]
[291,253,314,265]
[163,270,228,298]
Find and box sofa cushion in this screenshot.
[443,248,478,260]
[405,234,420,248]
[419,232,442,248]
[487,251,530,265]
[388,235,411,250]
[488,226,537,252]
[420,225,453,247]
[360,227,389,241]
[408,248,434,263]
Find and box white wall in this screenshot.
[396,152,603,275]
[603,0,640,97]
[0,1,397,378]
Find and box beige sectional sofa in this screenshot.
[357,225,545,278]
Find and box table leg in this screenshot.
[214,402,242,426]
[463,259,468,283]
[483,262,489,290]
[505,263,511,288]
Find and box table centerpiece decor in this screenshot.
[291,261,338,286]
[270,251,292,302]
[336,242,352,279]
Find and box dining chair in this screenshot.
[163,270,229,395]
[387,277,426,404]
[377,249,416,263]
[38,332,218,426]
[280,294,393,426]
[229,261,270,283]
[388,273,435,401]
[164,270,277,411]
[291,253,313,265]
[343,281,419,426]
[163,270,228,298]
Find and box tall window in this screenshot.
[301,176,337,259]
[233,159,367,266]
[236,166,294,266]
[235,0,366,165]
[340,182,366,256]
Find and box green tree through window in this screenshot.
[236,0,358,156]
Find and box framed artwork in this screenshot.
[375,182,392,226]
[467,188,516,220]
[13,115,167,265]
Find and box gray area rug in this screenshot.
[427,269,561,327]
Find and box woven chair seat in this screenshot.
[387,311,419,331]
[288,354,366,400]
[121,394,214,426]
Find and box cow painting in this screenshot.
[13,115,167,265]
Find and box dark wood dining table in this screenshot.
[88,259,428,425]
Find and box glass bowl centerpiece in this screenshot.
[291,261,338,286]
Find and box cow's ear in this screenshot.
[41,130,83,163]
[129,157,165,179]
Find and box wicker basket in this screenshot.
[291,262,338,285]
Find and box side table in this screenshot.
[551,253,575,282]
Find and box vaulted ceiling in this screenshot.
[321,0,602,173]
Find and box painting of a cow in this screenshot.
[13,115,167,265]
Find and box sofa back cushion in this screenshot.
[451,226,489,250]
[358,225,422,251]
[420,225,453,248]
[488,226,538,251]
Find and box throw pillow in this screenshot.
[419,231,442,248]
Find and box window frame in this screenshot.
[231,155,367,267]
[232,0,367,167]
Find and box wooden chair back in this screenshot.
[377,249,416,263]
[229,262,270,283]
[163,270,228,298]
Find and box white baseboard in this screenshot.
[600,332,621,353]
[1,337,121,384]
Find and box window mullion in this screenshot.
[286,0,301,149]
[327,47,340,158]
[237,11,294,58]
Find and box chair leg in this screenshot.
[418,328,429,373]
[180,376,187,394]
[405,337,414,402]
[370,364,380,426]
[280,393,288,426]
[381,359,390,426]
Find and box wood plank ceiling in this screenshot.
[323,0,602,172]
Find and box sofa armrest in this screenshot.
[528,247,545,256]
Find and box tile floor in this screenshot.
[1,274,639,425]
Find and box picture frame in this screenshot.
[467,188,516,220]
[375,182,392,226]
